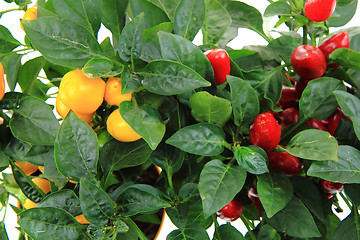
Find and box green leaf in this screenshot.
[54,111,98,182]
[149,142,184,177]
[189,91,232,126]
[264,197,321,238]
[217,224,245,239]
[118,184,170,216]
[129,0,170,29]
[198,159,246,218]
[82,58,123,78]
[328,0,358,27]
[1,53,22,91]
[101,0,128,49]
[17,57,46,92]
[167,224,210,240]
[334,210,360,239]
[120,101,165,150]
[227,75,259,127]
[291,176,324,221]
[283,129,338,161]
[142,60,211,95]
[0,25,21,53]
[174,0,205,41]
[99,139,152,180]
[225,1,267,40]
[10,97,59,145]
[120,66,142,94]
[257,171,293,218]
[79,179,115,226]
[52,0,101,36]
[268,35,300,60]
[166,123,226,156]
[0,222,8,240]
[329,48,360,70]
[264,1,292,17]
[257,225,281,240]
[308,145,360,183]
[38,190,82,216]
[345,184,360,207]
[234,146,268,175]
[118,13,144,63]
[146,0,180,20]
[158,31,213,81]
[202,0,231,44]
[22,17,105,68]
[334,90,360,141]
[18,207,82,240]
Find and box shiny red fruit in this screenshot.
[327,110,342,135]
[205,48,231,85]
[295,78,311,99]
[321,180,343,194]
[305,119,328,131]
[250,112,281,152]
[319,31,350,60]
[268,146,303,176]
[291,45,327,80]
[280,107,299,126]
[304,0,337,22]
[217,198,243,222]
[278,87,298,109]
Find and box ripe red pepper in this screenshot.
[268,146,303,176]
[217,198,243,222]
[321,180,343,194]
[305,119,328,131]
[304,0,337,22]
[278,87,298,109]
[319,31,350,68]
[295,78,311,99]
[204,48,230,85]
[279,107,299,127]
[250,112,281,152]
[291,45,327,80]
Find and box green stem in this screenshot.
[240,215,256,240]
[212,215,222,240]
[126,218,149,240]
[339,192,352,210]
[302,24,308,45]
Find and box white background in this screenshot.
[0,0,359,239]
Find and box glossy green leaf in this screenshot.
[129,0,169,29]
[174,0,205,41]
[329,48,360,70]
[18,207,82,240]
[120,101,165,150]
[202,0,231,44]
[166,123,226,156]
[217,224,245,239]
[167,224,210,240]
[234,146,268,175]
[38,190,82,216]
[82,58,123,78]
[17,56,46,93]
[101,0,128,49]
[291,176,324,221]
[334,210,360,239]
[120,66,143,94]
[308,145,360,183]
[79,179,115,225]
[264,1,292,17]
[225,1,267,40]
[189,91,232,126]
[146,0,180,20]
[118,184,170,216]
[10,97,59,145]
[142,60,211,95]
[268,35,300,60]
[334,90,360,141]
[52,0,101,36]
[54,111,98,182]
[264,197,321,238]
[257,225,281,240]
[227,75,259,127]
[345,184,360,207]
[257,171,293,218]
[0,25,21,53]
[22,17,105,68]
[337,0,355,6]
[0,222,8,240]
[24,145,53,167]
[149,142,184,177]
[198,159,246,218]
[328,0,358,27]
[158,31,213,80]
[118,13,144,63]
[283,129,338,161]
[1,53,22,91]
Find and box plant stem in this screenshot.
[240,215,256,240]
[126,218,150,240]
[302,24,308,45]
[339,192,352,210]
[212,215,222,240]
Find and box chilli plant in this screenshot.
[0,0,360,239]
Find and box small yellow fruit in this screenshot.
[32,177,51,194]
[20,7,37,31]
[75,214,90,224]
[14,161,38,175]
[106,109,141,142]
[104,77,132,106]
[23,198,37,209]
[55,95,94,124]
